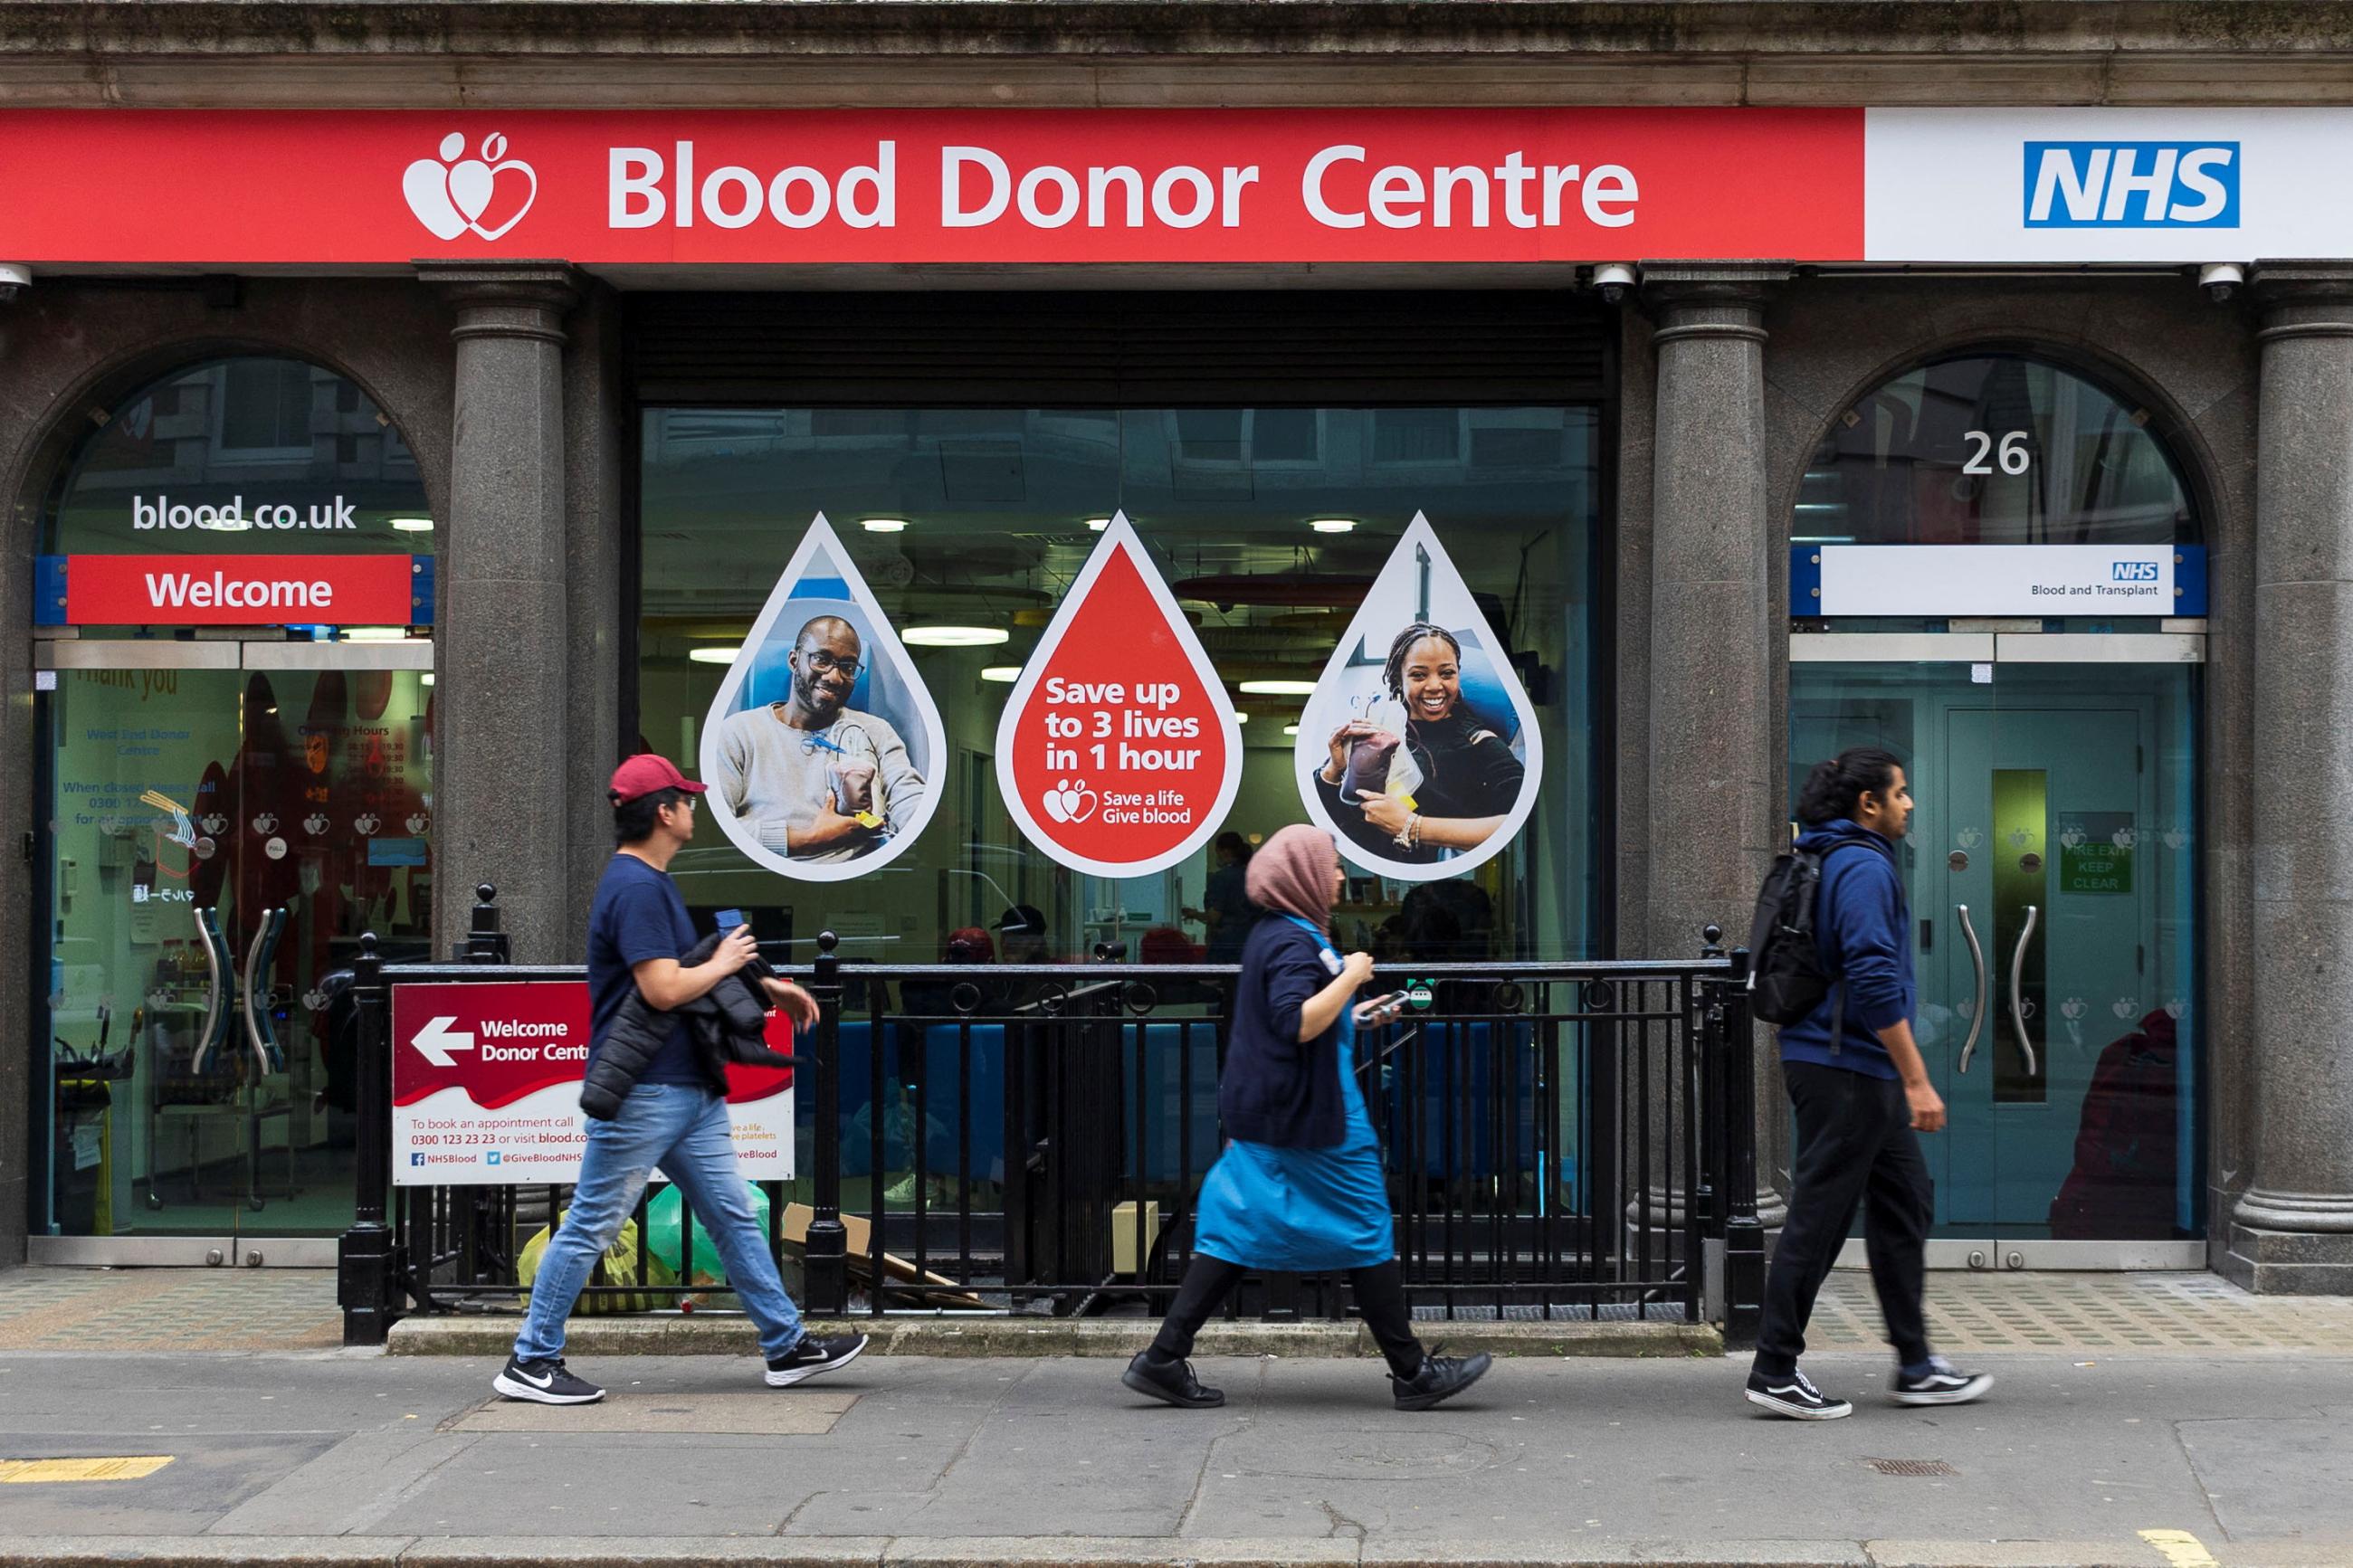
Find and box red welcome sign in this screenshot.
[996,514,1241,878]
[0,109,1866,265]
[64,554,419,626]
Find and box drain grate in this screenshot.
[1866,1458,1959,1478]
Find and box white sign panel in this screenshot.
[1813,544,2178,618]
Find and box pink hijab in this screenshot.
[1245,825,1339,930]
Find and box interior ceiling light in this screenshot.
[340,627,410,642]
[420,672,435,686]
[1238,679,1318,696]
[1310,518,1357,534]
[1085,517,1112,531]
[861,518,909,533]
[904,625,1010,647]
[980,666,1022,683]
[1282,725,1300,736]
[389,517,435,532]
[689,646,740,664]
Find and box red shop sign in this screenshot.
[63,554,418,625]
[0,108,1867,266]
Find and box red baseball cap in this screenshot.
[608,754,709,805]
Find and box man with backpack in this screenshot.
[1742,747,1992,1421]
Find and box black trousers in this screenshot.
[1149,1254,1426,1379]
[1754,1061,1935,1377]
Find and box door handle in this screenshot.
[1956,903,1988,1075]
[192,905,226,1073]
[2007,903,2040,1079]
[241,907,287,1075]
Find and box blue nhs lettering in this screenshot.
[2024,142,2239,228]
[2113,561,2161,582]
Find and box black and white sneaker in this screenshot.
[1745,1366,1853,1421]
[765,1332,870,1387]
[493,1354,605,1405]
[1891,1355,1994,1406]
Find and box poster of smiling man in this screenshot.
[699,513,946,882]
[1293,512,1545,881]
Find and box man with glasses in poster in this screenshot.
[712,615,928,865]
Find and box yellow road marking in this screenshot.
[0,1456,175,1483]
[2139,1527,2221,1568]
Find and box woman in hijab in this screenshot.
[1120,824,1492,1412]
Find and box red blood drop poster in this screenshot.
[995,513,1241,877]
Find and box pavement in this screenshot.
[0,1269,2348,1567]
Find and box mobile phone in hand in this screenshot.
[1354,989,1409,1023]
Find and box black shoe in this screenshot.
[1745,1366,1853,1421]
[492,1354,605,1405]
[1121,1350,1225,1409]
[766,1332,870,1387]
[1891,1355,1994,1407]
[1392,1347,1492,1411]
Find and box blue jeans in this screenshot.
[515,1081,805,1363]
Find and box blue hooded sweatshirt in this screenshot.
[1775,819,1913,1080]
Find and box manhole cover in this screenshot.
[1866,1458,1959,1478]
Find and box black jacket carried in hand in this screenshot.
[579,932,800,1120]
[1218,917,1348,1149]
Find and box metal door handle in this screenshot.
[241,907,285,1075]
[192,905,225,1073]
[2007,904,2040,1079]
[1956,903,1987,1074]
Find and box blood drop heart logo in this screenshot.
[403,131,538,242]
[996,513,1240,878]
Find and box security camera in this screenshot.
[2197,262,2243,305]
[1592,262,1637,306]
[0,263,28,304]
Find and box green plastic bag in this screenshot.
[644,1180,772,1287]
[517,1212,678,1314]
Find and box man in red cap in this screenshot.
[494,754,867,1405]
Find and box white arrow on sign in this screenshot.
[409,1015,475,1069]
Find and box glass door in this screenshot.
[1790,642,2201,1264]
[38,657,434,1257]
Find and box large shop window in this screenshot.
[1794,353,2200,547]
[638,406,1605,967]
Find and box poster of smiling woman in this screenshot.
[1292,512,1545,882]
[699,512,947,882]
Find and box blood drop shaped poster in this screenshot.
[995,513,1241,877]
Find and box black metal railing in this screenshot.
[342,887,1759,1347]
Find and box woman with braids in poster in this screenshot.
[1310,622,1526,867]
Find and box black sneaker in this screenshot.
[1121,1350,1225,1409]
[1745,1366,1853,1421]
[1392,1347,1492,1411]
[765,1332,870,1387]
[492,1354,605,1405]
[1892,1355,1994,1406]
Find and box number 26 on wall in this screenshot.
[1962,429,2033,475]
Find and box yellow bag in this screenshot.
[518,1212,680,1315]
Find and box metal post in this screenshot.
[805,931,848,1316]
[338,933,400,1345]
[1719,946,1765,1352]
[464,882,510,965]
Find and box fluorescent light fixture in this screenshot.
[904,625,1009,647]
[1238,679,1317,696]
[340,627,410,642]
[980,666,1022,683]
[389,517,435,532]
[195,515,252,533]
[1310,518,1357,534]
[1085,517,1112,532]
[861,518,909,533]
[1233,711,1250,723]
[1282,725,1300,736]
[689,646,740,664]
[420,672,435,687]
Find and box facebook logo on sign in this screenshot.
[2113,561,2161,582]
[410,1152,426,1166]
[2024,142,2239,227]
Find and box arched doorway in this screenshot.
[34,354,436,1264]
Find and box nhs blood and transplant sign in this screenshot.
[391,981,793,1185]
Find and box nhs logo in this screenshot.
[2024,142,2239,228]
[2113,561,2161,583]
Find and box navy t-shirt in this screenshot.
[586,853,705,1087]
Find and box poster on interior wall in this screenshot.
[1293,513,1545,881]
[995,512,1242,878]
[698,512,946,882]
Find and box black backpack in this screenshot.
[1744,832,1874,1037]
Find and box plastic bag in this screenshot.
[643,1179,772,1288]
[517,1212,677,1314]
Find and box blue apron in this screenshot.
[1190,916,1395,1273]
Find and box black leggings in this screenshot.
[1149,1254,1425,1379]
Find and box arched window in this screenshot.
[41,354,432,560]
[1793,353,2199,547]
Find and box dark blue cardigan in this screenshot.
[1219,916,1348,1149]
